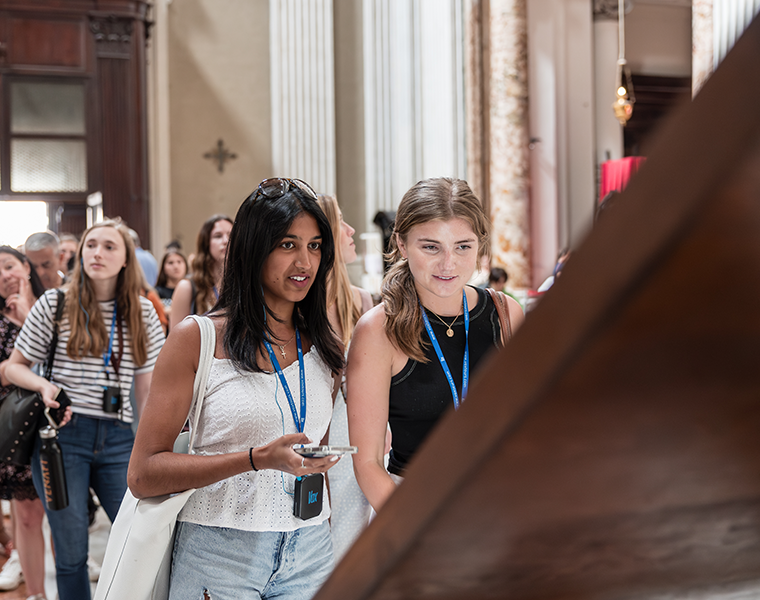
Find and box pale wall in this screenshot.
[333,0,367,284]
[168,0,273,252]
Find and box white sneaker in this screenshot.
[0,549,23,590]
[87,555,101,582]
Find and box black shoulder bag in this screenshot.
[0,289,65,465]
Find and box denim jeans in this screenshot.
[170,520,334,600]
[31,413,134,600]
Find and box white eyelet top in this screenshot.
[178,349,334,532]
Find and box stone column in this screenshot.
[147,0,172,251]
[488,0,531,287]
[270,0,337,194]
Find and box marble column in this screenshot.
[488,0,531,287]
[147,0,172,252]
[692,0,713,96]
[270,0,337,194]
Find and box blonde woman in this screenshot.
[5,219,165,600]
[347,178,524,512]
[315,194,373,560]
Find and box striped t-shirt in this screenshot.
[14,289,165,423]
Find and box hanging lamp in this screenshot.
[612,0,635,125]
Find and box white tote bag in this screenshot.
[94,315,216,600]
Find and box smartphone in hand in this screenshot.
[46,388,71,426]
[293,445,357,458]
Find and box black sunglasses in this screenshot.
[252,178,318,203]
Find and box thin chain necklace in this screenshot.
[428,304,462,338]
[272,331,296,360]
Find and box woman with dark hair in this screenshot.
[0,246,46,597]
[347,178,524,512]
[155,250,189,322]
[169,215,232,330]
[129,178,344,599]
[5,219,166,600]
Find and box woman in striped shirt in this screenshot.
[5,218,165,600]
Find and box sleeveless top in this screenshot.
[14,290,165,423]
[178,348,334,532]
[388,286,501,475]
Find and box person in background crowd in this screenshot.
[537,248,571,292]
[315,194,374,560]
[5,218,165,600]
[59,234,80,275]
[155,250,189,325]
[165,240,183,253]
[138,272,168,335]
[486,267,508,292]
[0,246,47,597]
[127,228,158,288]
[169,215,232,330]
[129,178,343,599]
[24,232,65,290]
[347,178,524,512]
[484,266,523,310]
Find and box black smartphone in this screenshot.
[47,388,72,426]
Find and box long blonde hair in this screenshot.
[316,194,360,348]
[65,218,151,366]
[383,178,490,363]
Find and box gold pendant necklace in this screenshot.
[275,332,296,360]
[429,307,461,338]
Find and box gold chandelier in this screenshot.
[612,0,635,125]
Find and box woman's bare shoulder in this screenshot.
[355,303,386,331]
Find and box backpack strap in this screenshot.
[44,289,66,381]
[486,287,512,348]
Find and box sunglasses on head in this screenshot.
[252,178,318,203]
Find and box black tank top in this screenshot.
[388,286,501,475]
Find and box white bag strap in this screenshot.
[186,315,216,453]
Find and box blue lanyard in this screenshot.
[263,329,306,433]
[420,290,469,410]
[213,285,219,300]
[102,305,117,373]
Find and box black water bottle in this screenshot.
[39,426,68,511]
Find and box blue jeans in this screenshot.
[31,414,134,600]
[170,520,334,600]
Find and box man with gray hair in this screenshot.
[24,231,65,290]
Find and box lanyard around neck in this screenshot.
[102,304,118,373]
[420,290,470,410]
[263,329,306,433]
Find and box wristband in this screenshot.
[248,447,258,471]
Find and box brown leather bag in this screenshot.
[485,287,512,347]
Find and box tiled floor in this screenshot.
[0,501,110,599]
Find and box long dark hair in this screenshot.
[0,246,45,309]
[191,214,232,315]
[215,186,344,375]
[156,250,188,288]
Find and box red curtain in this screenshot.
[599,156,647,200]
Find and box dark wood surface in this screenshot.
[0,0,150,242]
[315,14,760,600]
